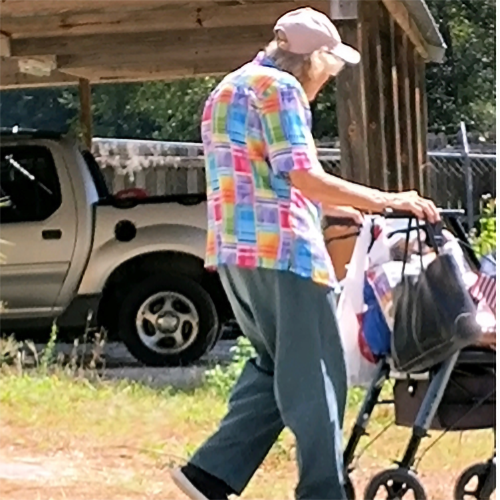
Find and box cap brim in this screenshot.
[331,43,361,65]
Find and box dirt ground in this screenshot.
[1,421,495,500]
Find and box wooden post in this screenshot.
[379,4,397,191]
[78,78,92,150]
[329,0,367,280]
[335,22,369,185]
[396,29,413,190]
[415,53,427,195]
[389,16,403,191]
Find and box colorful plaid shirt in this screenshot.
[202,52,337,289]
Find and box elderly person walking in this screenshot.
[172,7,439,500]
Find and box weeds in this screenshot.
[205,336,255,397]
[39,322,58,373]
[0,320,107,380]
[470,195,496,257]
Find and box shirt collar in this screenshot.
[252,51,279,70]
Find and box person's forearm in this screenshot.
[289,169,391,212]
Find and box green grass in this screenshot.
[0,369,494,500]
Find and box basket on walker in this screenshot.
[324,209,496,500]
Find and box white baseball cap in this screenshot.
[274,7,361,65]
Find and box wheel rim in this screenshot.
[366,470,426,500]
[135,291,199,355]
[382,479,411,499]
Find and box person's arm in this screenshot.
[259,82,439,222]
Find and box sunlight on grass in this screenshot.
[0,370,495,500]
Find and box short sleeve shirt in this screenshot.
[202,52,337,289]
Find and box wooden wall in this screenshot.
[334,0,428,195]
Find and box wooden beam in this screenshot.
[379,4,397,192]
[389,16,403,191]
[380,0,429,61]
[335,18,369,185]
[360,0,388,190]
[330,0,358,20]
[415,52,427,195]
[1,53,250,88]
[0,67,78,89]
[59,53,257,81]
[2,1,327,38]
[17,55,57,76]
[0,1,212,17]
[407,43,419,191]
[55,44,258,73]
[79,78,92,150]
[0,33,11,57]
[396,29,413,190]
[9,24,275,58]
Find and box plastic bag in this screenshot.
[362,276,392,356]
[392,221,482,373]
[337,219,378,387]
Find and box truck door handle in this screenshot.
[42,229,62,240]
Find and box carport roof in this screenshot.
[0,0,446,89]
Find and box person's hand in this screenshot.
[387,191,440,223]
[324,205,364,225]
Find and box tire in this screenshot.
[364,468,427,500]
[344,475,356,500]
[454,462,496,500]
[117,272,220,367]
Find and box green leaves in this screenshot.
[470,195,496,257]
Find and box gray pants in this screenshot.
[191,266,347,500]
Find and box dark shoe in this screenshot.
[170,464,231,500]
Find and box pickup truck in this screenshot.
[0,127,233,366]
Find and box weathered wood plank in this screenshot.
[2,1,327,38]
[407,42,418,191]
[335,19,369,184]
[360,0,387,190]
[56,44,257,72]
[0,68,78,88]
[389,16,403,191]
[415,53,428,195]
[78,78,92,150]
[10,24,275,58]
[380,0,429,61]
[0,1,215,17]
[379,1,395,192]
[330,0,358,20]
[0,33,11,57]
[396,29,412,190]
[59,53,255,82]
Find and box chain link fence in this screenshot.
[317,148,496,218]
[93,139,495,220]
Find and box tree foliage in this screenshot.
[0,0,494,141]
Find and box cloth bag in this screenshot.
[337,219,378,387]
[391,220,482,373]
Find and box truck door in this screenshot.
[0,142,78,320]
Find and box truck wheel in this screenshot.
[118,273,220,367]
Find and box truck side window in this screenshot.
[0,146,62,224]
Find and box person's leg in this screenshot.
[187,267,285,495]
[273,272,347,500]
[175,268,347,499]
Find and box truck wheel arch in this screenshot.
[97,251,232,337]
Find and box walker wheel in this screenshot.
[344,474,356,500]
[364,468,427,500]
[454,462,496,500]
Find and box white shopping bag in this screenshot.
[337,219,378,387]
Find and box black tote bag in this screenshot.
[391,219,481,373]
